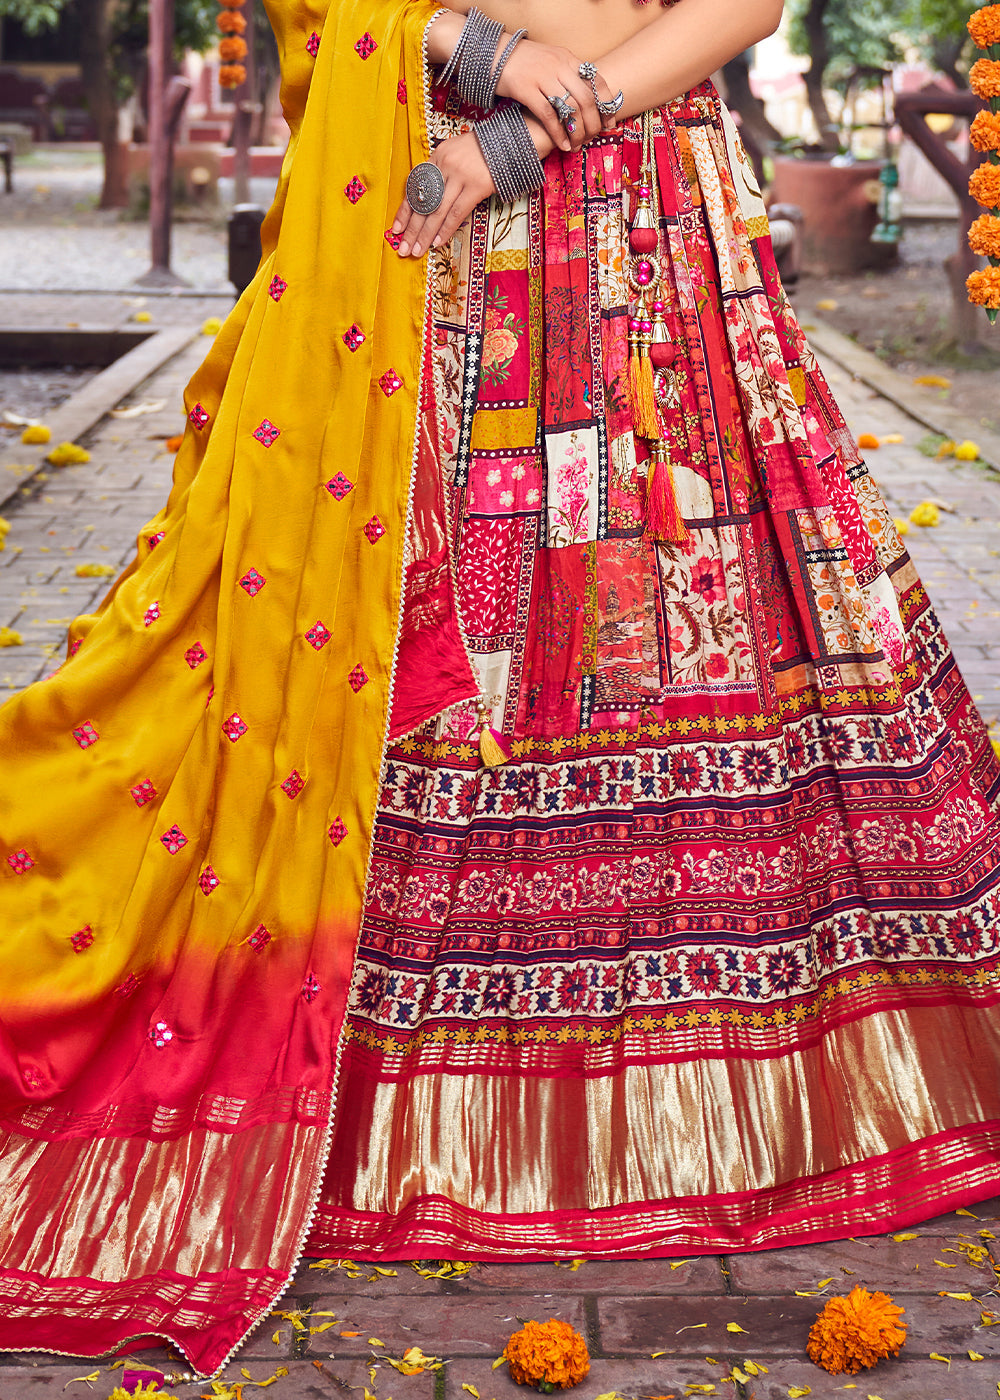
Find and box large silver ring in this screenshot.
[405,162,445,216]
[548,92,576,127]
[578,61,624,118]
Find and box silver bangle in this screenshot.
[474,102,546,206]
[578,60,624,118]
[489,27,527,105]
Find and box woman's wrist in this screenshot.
[425,9,470,66]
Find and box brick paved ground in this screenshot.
[0,334,999,1397]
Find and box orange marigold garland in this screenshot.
[217,0,247,90]
[968,5,1000,322]
[216,11,246,33]
[219,36,248,61]
[806,1286,906,1375]
[218,63,246,88]
[504,1319,591,1392]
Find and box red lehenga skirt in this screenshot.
[309,83,1000,1257]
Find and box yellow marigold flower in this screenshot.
[969,160,1000,209]
[219,36,247,60]
[75,563,116,578]
[0,627,22,647]
[968,266,1000,309]
[857,432,880,450]
[132,310,152,323]
[108,1385,178,1400]
[47,442,91,467]
[0,518,10,536]
[969,3,1000,48]
[202,317,223,336]
[807,1285,906,1375]
[970,56,1000,100]
[505,1319,590,1391]
[969,212,1000,258]
[971,109,1000,153]
[955,439,982,460]
[910,500,941,527]
[219,62,246,88]
[893,516,911,536]
[20,424,51,445]
[992,737,1000,762]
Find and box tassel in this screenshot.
[628,318,659,439]
[477,701,511,768]
[629,179,658,256]
[646,440,686,542]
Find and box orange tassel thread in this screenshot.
[646,441,685,542]
[477,702,511,768]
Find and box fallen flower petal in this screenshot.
[909,501,941,527]
[21,424,51,444]
[929,1354,951,1366]
[954,441,981,461]
[726,1323,748,1334]
[969,1350,985,1361]
[47,441,91,467]
[857,433,880,449]
[0,627,23,647]
[913,374,951,388]
[939,1292,974,1300]
[788,1388,812,1398]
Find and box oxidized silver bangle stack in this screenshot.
[474,103,546,205]
[441,7,525,111]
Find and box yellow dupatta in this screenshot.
[0,0,438,1374]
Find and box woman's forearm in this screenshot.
[597,0,783,120]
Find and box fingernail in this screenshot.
[392,221,402,234]
[432,235,442,248]
[412,244,422,257]
[398,241,409,256]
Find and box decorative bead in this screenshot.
[268,275,287,302]
[344,176,366,204]
[305,621,331,650]
[640,319,652,334]
[72,721,99,748]
[239,568,266,597]
[199,865,220,896]
[306,30,320,56]
[348,663,369,692]
[7,849,33,874]
[650,340,677,369]
[364,515,385,544]
[248,923,271,952]
[131,780,157,807]
[281,770,304,799]
[635,259,654,286]
[354,31,377,58]
[160,825,187,855]
[343,323,366,352]
[327,818,348,846]
[222,712,248,742]
[185,642,207,668]
[71,925,94,953]
[379,369,402,397]
[254,419,280,448]
[189,403,210,429]
[325,473,354,500]
[652,300,665,313]
[149,1020,173,1048]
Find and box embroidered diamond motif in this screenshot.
[354,31,377,58]
[206,684,215,707]
[268,275,287,301]
[239,568,266,597]
[254,419,281,448]
[325,472,354,500]
[222,712,248,742]
[384,228,402,251]
[72,721,99,749]
[146,530,166,550]
[348,663,369,692]
[248,923,272,952]
[185,642,207,669]
[149,1020,173,1048]
[188,403,210,429]
[345,176,366,204]
[301,972,321,1002]
[306,29,320,55]
[305,620,331,650]
[379,369,402,397]
[144,601,160,627]
[22,1066,44,1090]
[69,638,82,657]
[199,865,219,896]
[7,849,33,874]
[397,80,407,104]
[343,323,366,352]
[327,818,348,846]
[131,779,157,807]
[364,515,385,544]
[282,769,304,799]
[160,825,187,854]
[115,973,139,998]
[71,925,94,953]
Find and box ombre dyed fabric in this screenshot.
[310,88,1000,1255]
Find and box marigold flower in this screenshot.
[47,441,91,467]
[955,439,982,460]
[20,423,50,444]
[218,63,246,89]
[968,266,1000,308]
[909,500,941,527]
[807,1285,906,1375]
[970,56,1000,99]
[219,36,247,60]
[216,9,246,31]
[165,434,184,453]
[970,160,1000,209]
[971,109,1000,153]
[0,627,23,647]
[969,3,1000,48]
[505,1319,590,1391]
[857,432,880,450]
[969,211,1000,258]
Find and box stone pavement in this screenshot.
[0,332,999,1398]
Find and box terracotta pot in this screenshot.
[769,155,898,276]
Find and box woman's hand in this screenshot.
[392,130,496,259]
[494,40,616,153]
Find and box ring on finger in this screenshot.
[578,61,624,118]
[405,161,446,216]
[547,92,576,128]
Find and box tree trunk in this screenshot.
[802,0,838,152]
[78,0,126,209]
